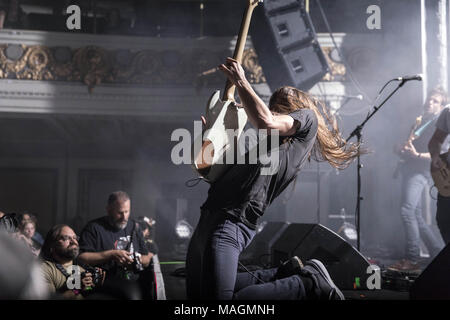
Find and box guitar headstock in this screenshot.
[248,0,263,10]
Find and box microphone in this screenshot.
[395,74,423,82]
[342,94,363,100]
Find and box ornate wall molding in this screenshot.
[0,44,266,92]
[0,30,351,91]
[0,30,357,116]
[0,30,265,92]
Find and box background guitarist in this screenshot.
[389,87,447,272]
[429,104,450,245]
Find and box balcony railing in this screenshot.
[0,29,350,117]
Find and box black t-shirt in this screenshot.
[144,239,159,255]
[412,115,438,153]
[78,216,148,275]
[403,114,438,173]
[202,109,318,229]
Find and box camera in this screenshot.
[81,266,102,287]
[131,252,144,272]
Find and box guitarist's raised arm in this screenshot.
[219,57,299,137]
[429,128,448,169]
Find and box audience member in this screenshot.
[0,231,49,299]
[136,216,158,300]
[19,220,41,257]
[18,212,44,245]
[78,191,153,297]
[40,224,104,299]
[137,216,158,255]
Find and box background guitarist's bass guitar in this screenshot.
[393,116,422,178]
[191,0,262,183]
[431,151,450,197]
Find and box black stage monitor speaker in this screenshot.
[410,244,450,299]
[240,221,290,267]
[272,223,371,290]
[159,262,187,300]
[250,0,329,92]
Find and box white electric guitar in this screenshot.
[191,0,262,183]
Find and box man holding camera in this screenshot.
[40,224,103,299]
[77,191,152,290]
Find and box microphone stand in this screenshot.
[334,97,350,116]
[346,79,411,252]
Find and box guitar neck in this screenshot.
[403,116,422,144]
[222,3,257,102]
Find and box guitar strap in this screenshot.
[54,262,83,295]
[55,262,72,279]
[414,117,437,137]
[125,220,137,252]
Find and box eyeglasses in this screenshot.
[58,235,80,242]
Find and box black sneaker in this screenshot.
[300,259,345,300]
[274,256,304,279]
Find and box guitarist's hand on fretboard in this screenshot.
[400,141,419,159]
[218,57,248,87]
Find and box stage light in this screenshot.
[338,222,357,241]
[256,221,267,234]
[175,220,193,239]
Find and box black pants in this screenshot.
[436,194,450,245]
[186,209,305,300]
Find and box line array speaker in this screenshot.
[250,0,329,92]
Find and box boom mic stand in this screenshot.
[346,78,413,251]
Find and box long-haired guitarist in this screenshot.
[429,104,450,245]
[186,57,360,300]
[388,87,447,273]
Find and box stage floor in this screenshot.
[157,251,425,300]
[342,290,409,300]
[160,265,412,300]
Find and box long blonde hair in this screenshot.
[269,86,361,169]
